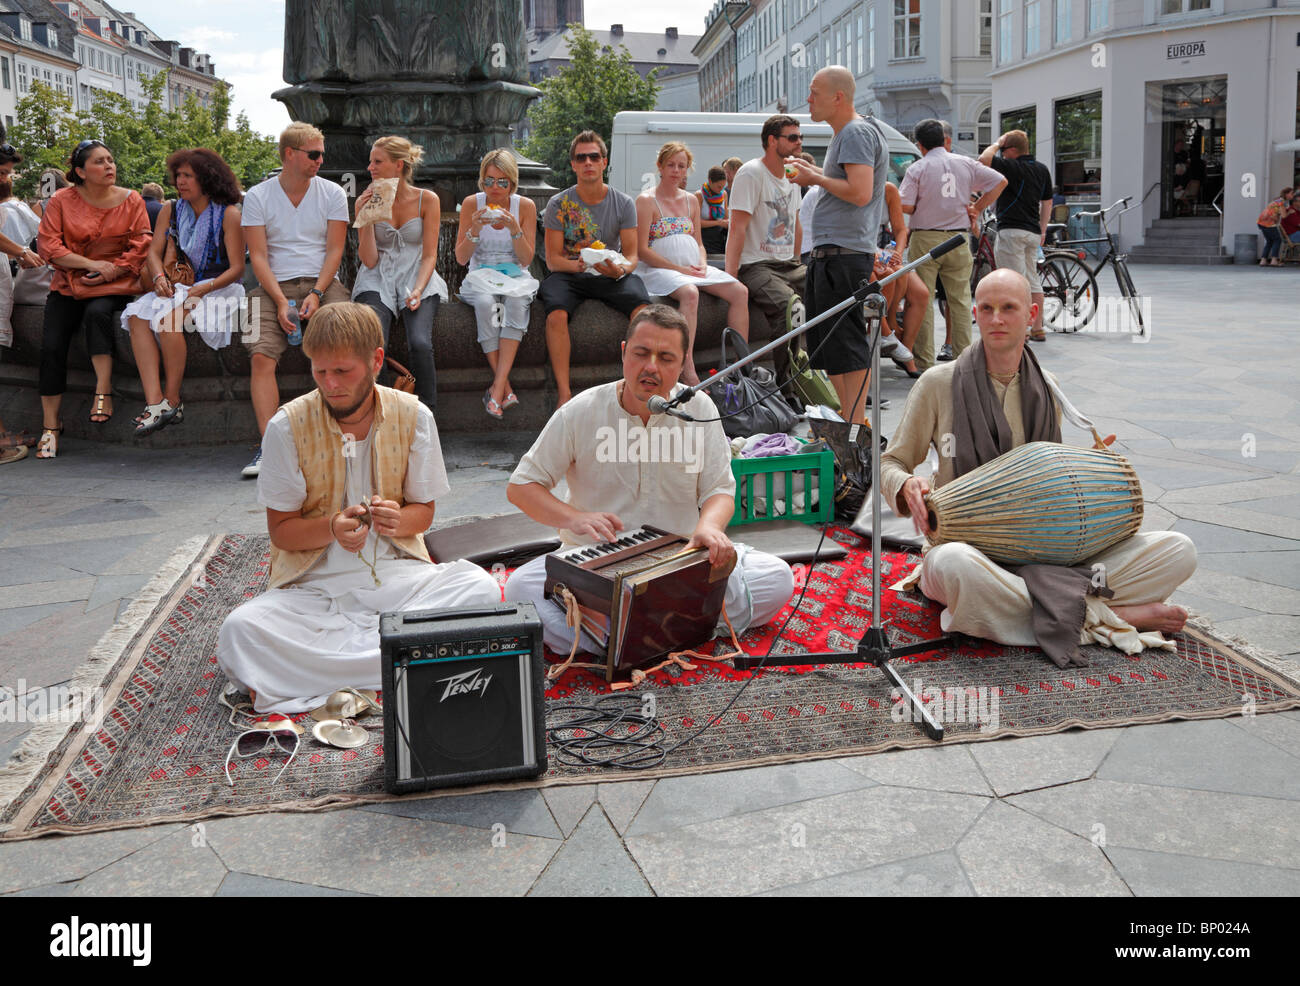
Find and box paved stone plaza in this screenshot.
[1,265,1298,896]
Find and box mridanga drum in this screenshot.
[924,442,1143,566]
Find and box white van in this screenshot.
[609,110,920,199]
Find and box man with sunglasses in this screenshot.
[725,115,807,349]
[539,130,649,406]
[240,122,351,477]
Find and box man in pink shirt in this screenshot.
[899,119,1006,371]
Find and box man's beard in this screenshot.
[323,378,376,421]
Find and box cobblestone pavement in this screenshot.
[2,266,1298,896]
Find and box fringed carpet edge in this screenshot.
[0,535,217,834]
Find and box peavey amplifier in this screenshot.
[379,602,547,794]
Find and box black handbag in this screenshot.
[705,328,801,439]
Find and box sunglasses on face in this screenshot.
[781,133,804,142]
[572,152,604,164]
[295,148,325,161]
[482,177,512,188]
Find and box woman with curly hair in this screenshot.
[121,148,245,437]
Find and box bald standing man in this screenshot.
[879,269,1196,666]
[787,66,890,427]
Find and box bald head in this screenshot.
[975,268,1033,310]
[813,66,855,101]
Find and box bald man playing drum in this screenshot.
[879,269,1196,666]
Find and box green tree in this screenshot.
[520,24,660,187]
[10,74,280,200]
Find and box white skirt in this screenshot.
[459,265,540,301]
[120,281,246,351]
[635,232,737,295]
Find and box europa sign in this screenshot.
[1167,41,1206,59]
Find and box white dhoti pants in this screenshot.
[914,531,1198,654]
[503,544,796,656]
[217,558,502,713]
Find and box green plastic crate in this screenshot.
[730,449,834,527]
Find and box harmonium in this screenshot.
[543,525,735,681]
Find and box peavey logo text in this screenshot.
[437,667,492,702]
[50,917,151,966]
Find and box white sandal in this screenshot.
[36,423,62,459]
[134,399,176,438]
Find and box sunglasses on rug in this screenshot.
[225,720,300,787]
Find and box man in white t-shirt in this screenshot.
[240,121,351,478]
[503,304,794,658]
[725,115,806,338]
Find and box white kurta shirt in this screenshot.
[509,381,735,545]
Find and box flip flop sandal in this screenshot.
[483,389,504,419]
[0,445,27,464]
[501,392,519,410]
[89,393,113,424]
[0,431,38,449]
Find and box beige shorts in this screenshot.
[992,227,1043,294]
[245,277,350,361]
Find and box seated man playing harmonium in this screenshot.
[881,269,1197,666]
[504,304,795,661]
[217,303,501,712]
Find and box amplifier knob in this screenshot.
[411,649,422,659]
[438,646,449,657]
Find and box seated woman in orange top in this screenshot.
[36,139,151,458]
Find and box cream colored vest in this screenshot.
[268,385,431,589]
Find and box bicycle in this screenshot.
[1046,197,1144,334]
[970,217,1099,332]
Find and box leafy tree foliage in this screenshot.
[9,73,280,200]
[520,24,660,188]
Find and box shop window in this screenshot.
[1055,91,1102,196]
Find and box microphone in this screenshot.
[647,394,697,421]
[929,234,968,259]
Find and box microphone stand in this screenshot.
[721,235,969,741]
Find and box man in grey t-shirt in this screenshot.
[538,130,649,406]
[788,67,889,429]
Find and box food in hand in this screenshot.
[784,161,798,179]
[590,239,606,250]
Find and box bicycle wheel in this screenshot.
[971,251,994,293]
[1039,253,1098,331]
[1115,259,1145,334]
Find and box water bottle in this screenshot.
[285,299,302,346]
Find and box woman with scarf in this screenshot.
[122,148,245,437]
[696,165,729,254]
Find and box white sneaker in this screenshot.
[241,449,262,478]
[889,340,914,362]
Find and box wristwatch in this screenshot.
[310,288,325,301]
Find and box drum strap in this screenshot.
[1040,374,1109,449]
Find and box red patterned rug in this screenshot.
[2,528,1298,840]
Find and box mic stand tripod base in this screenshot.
[731,628,951,741]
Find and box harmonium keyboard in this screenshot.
[543,525,734,681]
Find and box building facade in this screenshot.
[0,0,79,132]
[990,0,1300,255]
[702,1,994,157]
[695,1,739,113]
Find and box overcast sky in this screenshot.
[120,1,716,138]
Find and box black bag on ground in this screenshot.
[808,417,889,522]
[705,327,801,439]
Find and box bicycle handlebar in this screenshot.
[1074,197,1132,220]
